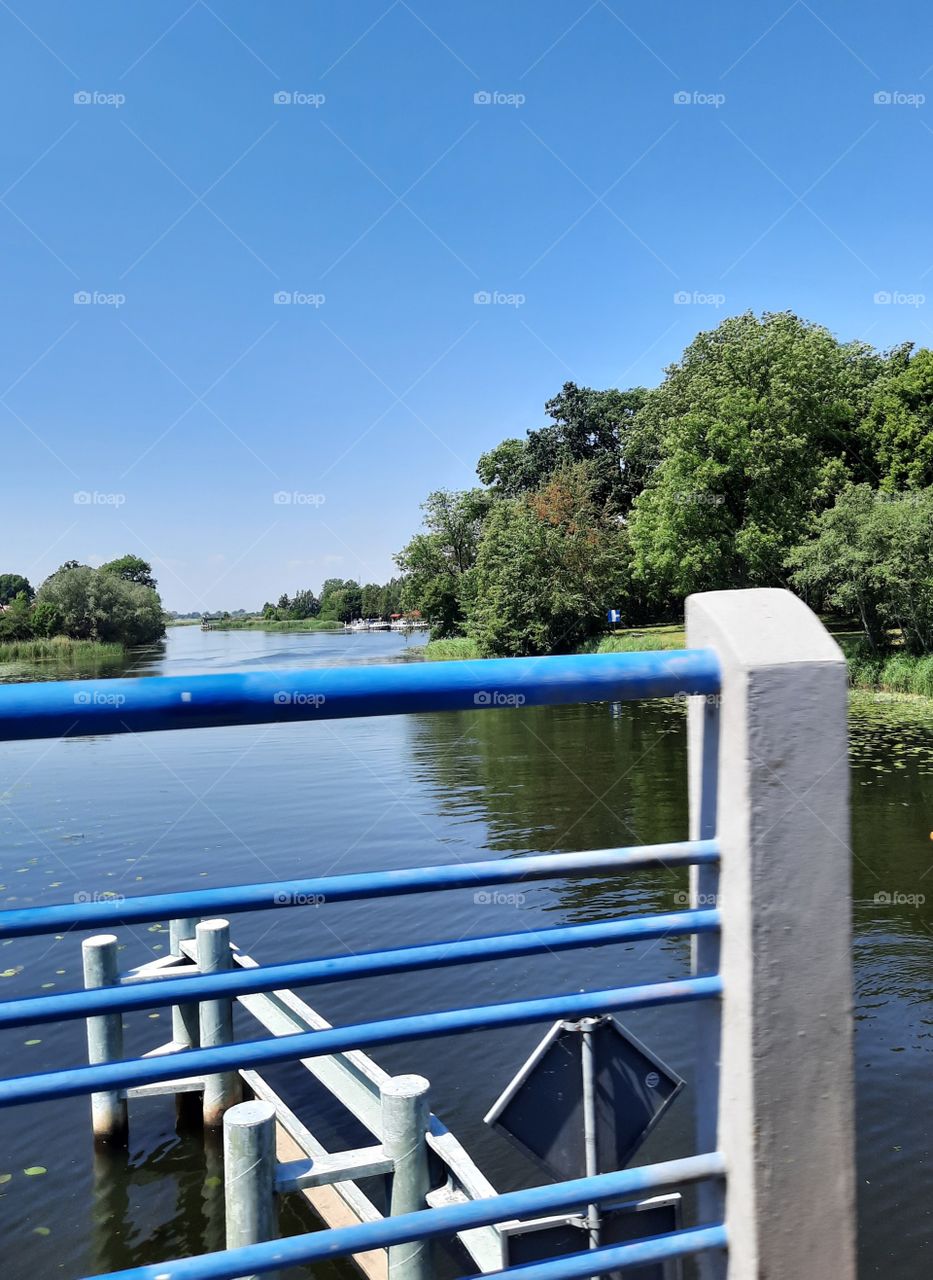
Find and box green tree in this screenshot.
[0,591,34,640]
[467,464,631,656]
[0,573,33,605]
[477,383,652,512]
[628,312,879,602]
[395,489,491,636]
[37,565,165,646]
[861,344,933,491]
[289,589,320,619]
[99,554,158,590]
[788,483,933,653]
[30,600,62,637]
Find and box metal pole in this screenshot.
[224,1100,277,1279]
[197,919,241,1126]
[82,934,128,1143]
[169,917,200,1049]
[580,1018,601,1268]
[381,1074,431,1280]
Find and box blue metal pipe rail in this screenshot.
[0,647,719,741]
[77,1154,726,1280]
[0,838,718,938]
[0,907,720,1029]
[0,648,727,1278]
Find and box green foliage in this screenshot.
[861,345,933,491]
[789,484,933,653]
[628,312,879,599]
[477,382,652,512]
[467,464,630,656]
[0,574,33,605]
[422,637,482,661]
[36,565,165,646]
[394,312,933,660]
[395,490,491,637]
[99,555,157,590]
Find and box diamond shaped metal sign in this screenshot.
[484,1016,684,1180]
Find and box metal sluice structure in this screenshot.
[0,590,858,1280]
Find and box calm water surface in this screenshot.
[0,627,929,1278]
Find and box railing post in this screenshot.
[82,933,128,1143]
[381,1074,431,1280]
[169,917,200,1049]
[686,588,855,1280]
[224,1099,277,1258]
[197,918,242,1126]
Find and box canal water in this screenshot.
[0,626,929,1278]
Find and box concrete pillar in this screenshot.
[381,1074,431,1280]
[197,919,242,1126]
[686,588,855,1280]
[82,934,128,1143]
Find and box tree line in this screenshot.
[395,311,933,657]
[0,555,165,647]
[260,577,405,624]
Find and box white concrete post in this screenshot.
[381,1074,431,1280]
[82,934,128,1143]
[686,588,855,1280]
[197,919,242,1126]
[224,1100,277,1258]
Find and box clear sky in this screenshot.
[3,1,932,612]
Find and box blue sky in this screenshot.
[3,1,932,612]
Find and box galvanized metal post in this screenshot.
[224,1099,277,1259]
[381,1074,431,1280]
[687,588,855,1280]
[82,933,128,1143]
[579,1018,601,1262]
[197,918,241,1126]
[169,917,200,1049]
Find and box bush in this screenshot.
[36,565,165,646]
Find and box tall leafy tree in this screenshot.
[395,489,491,636]
[467,464,631,656]
[0,574,33,605]
[788,483,933,653]
[628,312,880,601]
[477,382,652,512]
[99,554,158,590]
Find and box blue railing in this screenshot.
[0,648,726,1279]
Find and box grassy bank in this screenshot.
[423,625,684,662]
[839,640,933,698]
[423,637,482,661]
[210,618,345,632]
[0,637,124,663]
